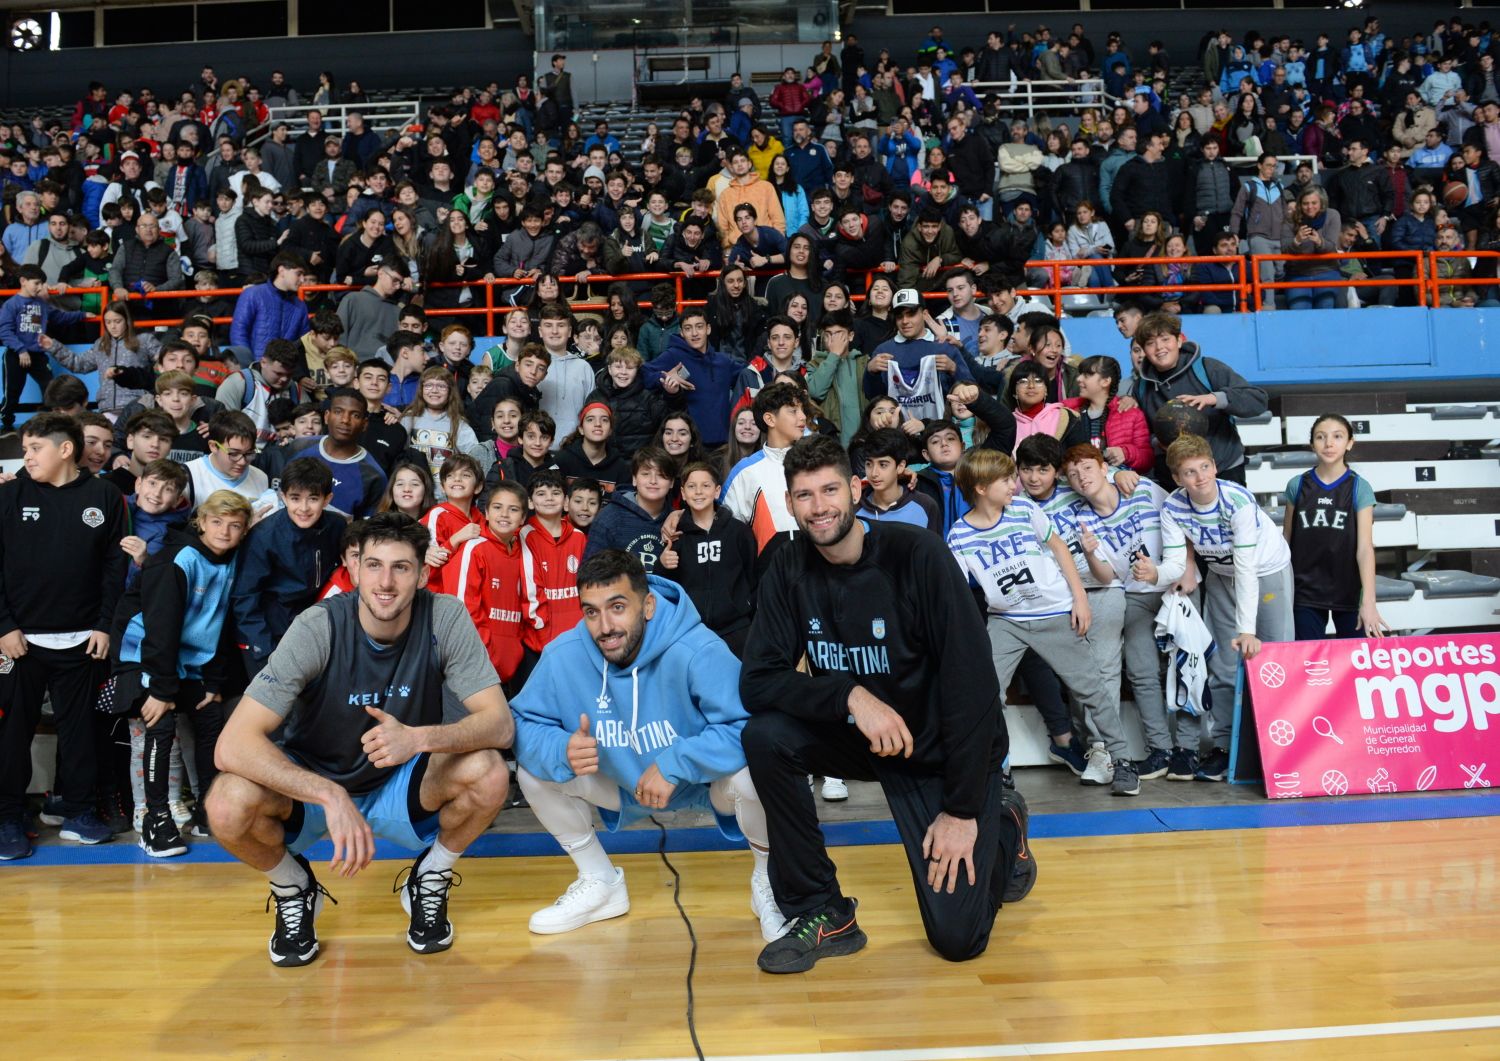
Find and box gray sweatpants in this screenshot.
[1183,565,1295,750]
[989,611,1129,760]
[1122,590,1171,751]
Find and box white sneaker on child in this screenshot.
[820,777,849,801]
[132,805,145,835]
[528,869,630,934]
[751,869,790,942]
[1080,744,1115,786]
[170,800,193,828]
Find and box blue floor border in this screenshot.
[9,791,1500,869]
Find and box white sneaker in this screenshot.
[170,800,193,828]
[750,869,790,942]
[528,869,630,935]
[820,777,849,801]
[1080,744,1115,786]
[132,805,145,835]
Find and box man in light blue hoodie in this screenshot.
[513,549,786,942]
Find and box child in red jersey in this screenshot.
[446,482,531,689]
[518,468,587,673]
[423,453,485,589]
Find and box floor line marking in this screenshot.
[626,1014,1500,1061]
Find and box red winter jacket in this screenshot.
[770,82,813,117]
[1062,395,1153,472]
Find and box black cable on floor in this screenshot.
[651,815,705,1061]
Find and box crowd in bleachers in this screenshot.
[3,11,1495,861]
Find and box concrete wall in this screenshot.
[0,26,534,108]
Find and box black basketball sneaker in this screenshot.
[756,898,867,974]
[266,853,336,968]
[1001,786,1037,904]
[395,849,461,954]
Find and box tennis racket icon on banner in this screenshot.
[1312,716,1344,745]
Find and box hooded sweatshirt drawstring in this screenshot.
[598,661,643,754]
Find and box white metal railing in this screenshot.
[1223,153,1320,175]
[246,100,423,147]
[969,78,1117,123]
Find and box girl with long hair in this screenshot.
[400,366,490,498]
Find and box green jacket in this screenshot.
[806,345,870,446]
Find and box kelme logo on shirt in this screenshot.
[81,507,104,528]
[808,617,823,635]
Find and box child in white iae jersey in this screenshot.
[1064,443,1180,785]
[947,448,1140,797]
[1146,433,1292,783]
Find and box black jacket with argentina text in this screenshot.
[740,519,1005,818]
[0,470,129,638]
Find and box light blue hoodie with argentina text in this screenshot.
[512,575,748,837]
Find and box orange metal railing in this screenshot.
[8,251,1493,344]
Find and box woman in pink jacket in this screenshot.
[1063,354,1153,472]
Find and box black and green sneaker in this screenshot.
[1000,787,1037,904]
[756,898,867,974]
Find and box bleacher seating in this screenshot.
[1240,393,1500,636]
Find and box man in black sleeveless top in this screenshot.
[207,514,514,968]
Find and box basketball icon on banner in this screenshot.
[1320,769,1349,796]
[1267,719,1295,746]
[1258,661,1286,689]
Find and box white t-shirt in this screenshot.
[947,496,1076,621]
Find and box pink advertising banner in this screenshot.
[1247,634,1500,799]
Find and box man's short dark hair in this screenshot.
[355,511,430,561]
[753,380,805,431]
[139,457,189,491]
[576,548,649,598]
[566,476,602,500]
[519,409,556,440]
[270,250,307,277]
[356,357,390,378]
[207,410,257,447]
[1015,433,1064,471]
[784,433,851,486]
[862,428,914,466]
[630,445,677,481]
[125,408,177,440]
[43,374,89,410]
[262,338,303,368]
[680,306,710,327]
[280,456,334,496]
[818,308,854,333]
[528,468,566,495]
[21,411,83,454]
[311,310,343,338]
[387,330,426,359]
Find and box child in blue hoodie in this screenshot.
[580,446,675,573]
[513,550,785,943]
[110,489,251,857]
[0,264,87,430]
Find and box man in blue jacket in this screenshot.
[513,549,785,943]
[643,308,740,447]
[229,251,310,360]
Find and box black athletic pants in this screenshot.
[0,347,53,428]
[742,710,1019,963]
[0,642,102,819]
[117,671,227,812]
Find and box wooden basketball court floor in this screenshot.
[6,794,1500,1060]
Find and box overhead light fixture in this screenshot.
[10,16,43,51]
